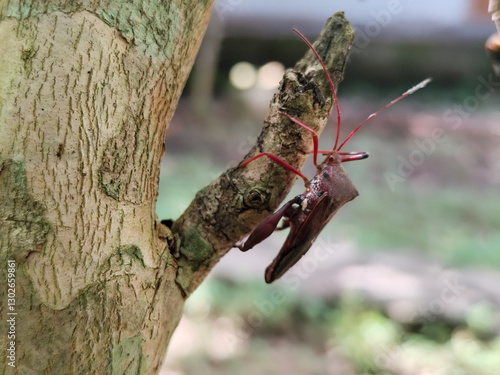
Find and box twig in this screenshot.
[171,12,354,297]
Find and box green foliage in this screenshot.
[166,279,500,375]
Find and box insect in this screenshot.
[237,29,431,283]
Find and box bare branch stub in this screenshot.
[171,12,354,296]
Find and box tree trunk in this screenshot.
[0,1,353,373]
[0,1,214,374]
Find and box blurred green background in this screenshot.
[157,1,500,374]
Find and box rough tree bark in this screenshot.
[0,1,215,374]
[0,1,353,373]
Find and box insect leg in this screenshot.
[237,198,297,252]
[339,151,369,162]
[240,152,309,186]
[313,151,369,161]
[278,111,319,166]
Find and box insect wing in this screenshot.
[239,199,295,252]
[265,194,334,283]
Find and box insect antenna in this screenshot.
[292,29,342,150]
[337,78,432,151]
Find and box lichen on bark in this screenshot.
[0,159,51,262]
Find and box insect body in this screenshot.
[238,29,431,283]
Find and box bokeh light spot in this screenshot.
[229,62,257,90]
[257,61,285,90]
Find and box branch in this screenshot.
[171,12,354,297]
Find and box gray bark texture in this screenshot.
[0,0,353,373]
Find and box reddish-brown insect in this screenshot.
[238,29,430,283]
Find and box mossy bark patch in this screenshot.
[106,333,149,375]
[96,0,182,59]
[179,226,213,267]
[0,159,50,262]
